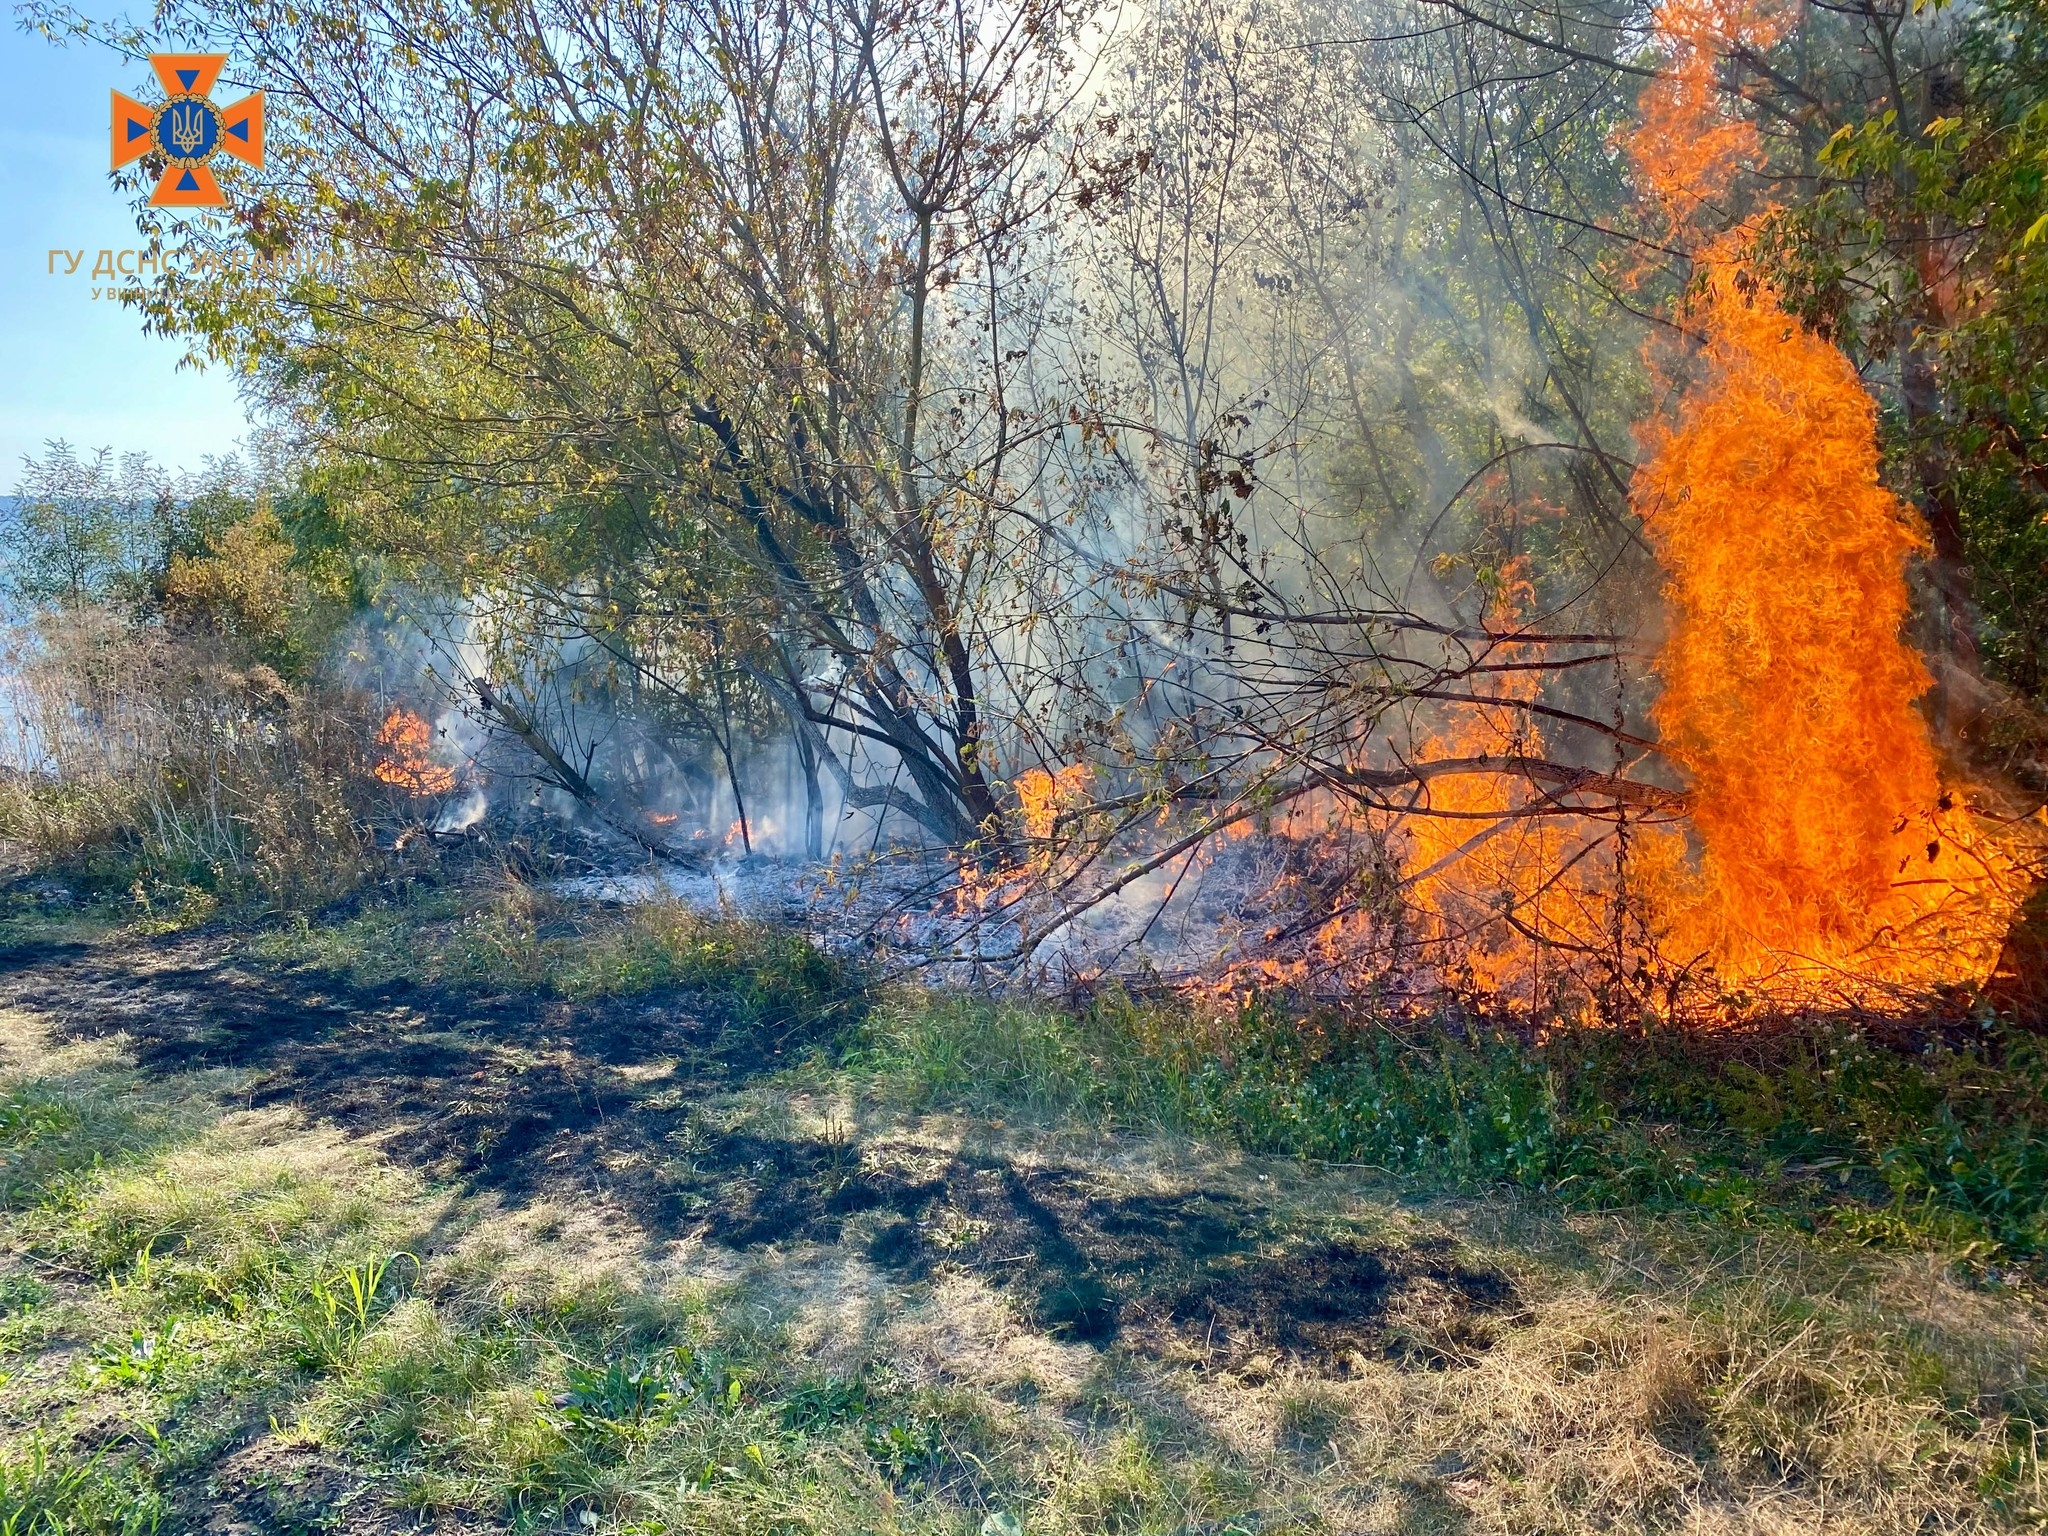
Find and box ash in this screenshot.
[524,810,1399,994]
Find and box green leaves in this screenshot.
[1815,110,1904,178]
[548,1344,750,1441]
[91,1322,190,1389]
[1755,0,2048,698]
[289,1251,416,1370]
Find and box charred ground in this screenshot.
[0,912,1521,1375]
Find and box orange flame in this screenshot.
[1016,763,1091,844]
[1626,0,2029,999]
[950,763,1094,921]
[373,709,458,797]
[1204,2,2034,1012]
[967,4,2034,1012]
[1398,710,1614,1003]
[1190,562,1646,1007]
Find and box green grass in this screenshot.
[852,989,2048,1267]
[252,881,859,1025]
[2,897,2046,1533]
[0,1037,1265,1535]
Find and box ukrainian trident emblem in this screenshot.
[111,54,263,208]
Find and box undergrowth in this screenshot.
[852,991,2048,1267]
[2,900,2045,1533]
[252,880,859,1026]
[0,1038,1248,1536]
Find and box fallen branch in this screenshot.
[470,677,707,868]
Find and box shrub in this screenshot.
[0,606,403,911]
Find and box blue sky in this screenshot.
[0,23,249,483]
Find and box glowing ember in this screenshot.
[649,812,679,826]
[373,709,458,797]
[1626,0,2029,999]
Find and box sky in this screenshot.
[0,24,250,483]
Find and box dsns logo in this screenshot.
[110,54,263,208]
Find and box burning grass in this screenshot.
[0,609,418,919]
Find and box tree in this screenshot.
[44,0,1103,853]
[9,443,171,609]
[1750,0,2048,733]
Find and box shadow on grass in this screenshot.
[2,917,1523,1374]
[665,1121,1521,1366]
[1,917,817,1225]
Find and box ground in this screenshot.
[0,887,2044,1535]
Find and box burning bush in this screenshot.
[1624,0,2037,1004]
[0,477,439,914]
[372,709,459,797]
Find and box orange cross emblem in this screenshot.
[110,54,263,208]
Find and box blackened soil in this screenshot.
[0,922,1520,1371]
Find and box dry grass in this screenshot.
[0,606,399,912]
[1,931,2045,1534]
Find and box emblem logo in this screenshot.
[110,54,263,208]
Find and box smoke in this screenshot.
[336,587,885,863]
[99,0,2031,1008]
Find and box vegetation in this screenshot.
[4,0,2048,1527]
[254,882,860,1021]
[1,889,2046,1533]
[9,0,2048,998]
[861,990,2048,1262]
[0,443,387,916]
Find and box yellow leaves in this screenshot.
[163,508,303,645]
[1818,123,1857,167]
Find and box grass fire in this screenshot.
[4,0,2048,1530]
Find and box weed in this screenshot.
[863,1413,948,1487]
[779,1372,876,1433]
[858,989,2048,1264]
[0,1438,121,1536]
[0,1089,81,1148]
[91,1321,192,1390]
[290,1253,417,1370]
[548,1344,749,1443]
[0,1274,48,1318]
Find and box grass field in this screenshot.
[1,877,2045,1534]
